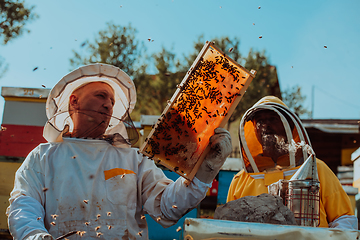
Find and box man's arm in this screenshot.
[317,159,358,230]
[140,128,231,227]
[7,146,53,239]
[8,196,53,240]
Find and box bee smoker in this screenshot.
[285,154,320,227]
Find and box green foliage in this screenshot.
[282,85,311,118]
[152,47,183,111]
[228,49,281,127]
[180,35,242,71]
[179,36,281,129]
[68,24,308,123]
[70,22,146,78]
[0,0,37,44]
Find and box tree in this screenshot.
[178,37,280,130]
[180,35,242,72]
[152,47,183,111]
[0,0,37,44]
[282,85,311,118]
[70,22,146,78]
[69,22,152,121]
[1,0,37,78]
[228,49,280,129]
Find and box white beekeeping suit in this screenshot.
[7,63,231,240]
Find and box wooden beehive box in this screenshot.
[140,41,256,181]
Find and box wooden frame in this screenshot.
[140,41,256,182]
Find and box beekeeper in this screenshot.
[227,96,357,230]
[7,63,232,239]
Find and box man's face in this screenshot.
[70,82,115,138]
[253,110,288,156]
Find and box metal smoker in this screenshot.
[285,154,320,227]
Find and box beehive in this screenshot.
[140,41,256,181]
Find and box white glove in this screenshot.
[195,128,232,183]
[25,232,54,240]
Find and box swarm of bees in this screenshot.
[144,45,249,178]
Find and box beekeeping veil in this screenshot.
[239,96,313,173]
[43,63,138,147]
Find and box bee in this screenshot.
[108,225,113,230]
[96,214,101,219]
[121,174,125,178]
[71,155,76,159]
[84,222,90,226]
[95,226,101,231]
[33,67,38,71]
[176,226,182,232]
[172,205,178,209]
[77,231,86,237]
[156,216,161,222]
[107,211,111,216]
[228,47,233,53]
[138,231,143,237]
[141,215,146,220]
[41,85,46,88]
[50,222,56,226]
[83,200,89,204]
[96,232,103,237]
[324,45,327,48]
[42,187,48,192]
[37,217,41,220]
[51,214,58,220]
[259,35,263,39]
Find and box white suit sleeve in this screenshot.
[328,215,358,230]
[8,195,53,240]
[7,146,51,239]
[160,177,210,221]
[139,158,210,228]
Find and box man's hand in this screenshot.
[195,128,232,183]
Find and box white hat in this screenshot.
[43,63,136,144]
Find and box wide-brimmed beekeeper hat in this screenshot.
[43,63,137,146]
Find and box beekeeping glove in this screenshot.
[195,128,232,184]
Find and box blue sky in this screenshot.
[1,0,360,122]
